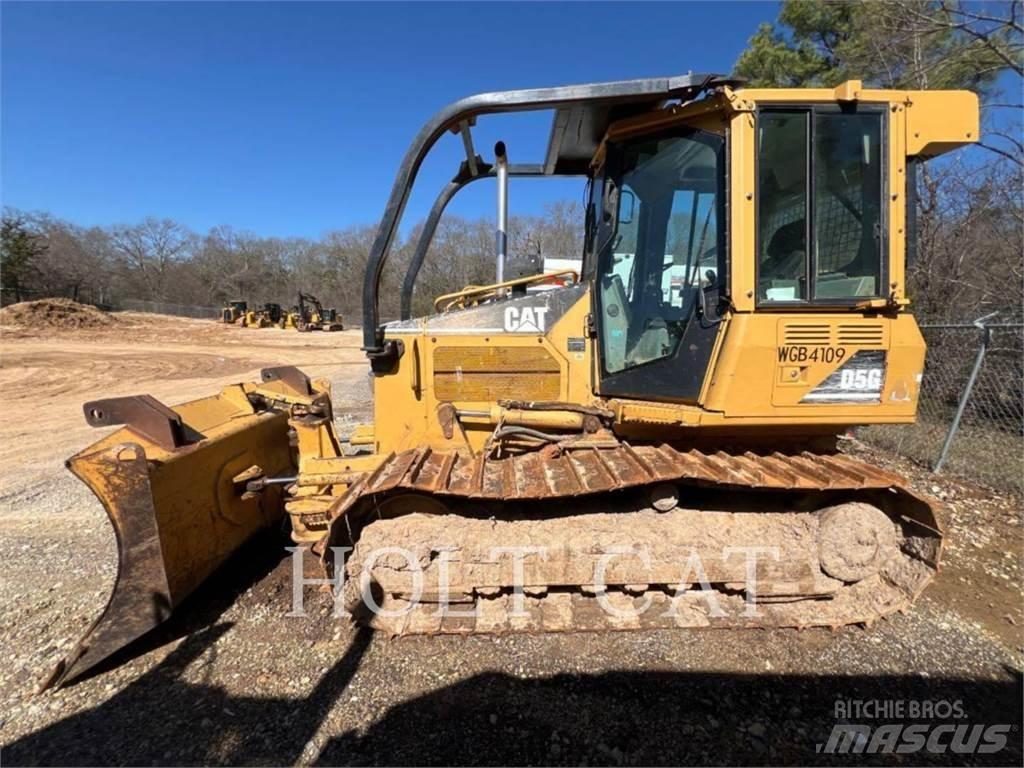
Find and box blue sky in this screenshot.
[1,1,769,238]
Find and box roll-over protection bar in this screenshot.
[362,72,731,363]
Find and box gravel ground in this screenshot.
[0,320,1021,766]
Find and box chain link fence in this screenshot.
[117,298,221,319]
[861,319,1023,493]
[1,290,220,319]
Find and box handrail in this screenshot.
[433,270,580,313]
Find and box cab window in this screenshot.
[597,128,723,375]
[757,108,885,303]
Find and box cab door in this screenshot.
[594,124,727,403]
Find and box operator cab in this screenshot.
[586,93,892,401]
[365,74,977,415]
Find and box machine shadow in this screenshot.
[7,638,1021,765]
[316,668,1023,767]
[7,624,374,766]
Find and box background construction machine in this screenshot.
[260,303,283,328]
[219,300,247,324]
[296,292,343,332]
[221,299,336,331]
[278,307,300,330]
[44,73,978,689]
[239,305,261,327]
[237,303,284,328]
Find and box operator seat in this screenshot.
[627,279,672,367]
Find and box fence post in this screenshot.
[933,312,998,473]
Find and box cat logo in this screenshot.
[504,306,548,333]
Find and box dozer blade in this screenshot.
[42,386,293,689]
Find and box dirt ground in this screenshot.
[0,313,1021,766]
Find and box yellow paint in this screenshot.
[70,384,294,594]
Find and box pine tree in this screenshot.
[1,216,46,304]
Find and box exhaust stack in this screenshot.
[495,141,508,283]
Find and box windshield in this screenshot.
[596,128,723,375]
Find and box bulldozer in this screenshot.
[260,302,284,328]
[219,299,247,324]
[296,292,344,332]
[278,307,300,330]
[240,303,282,329]
[239,306,260,327]
[43,74,979,689]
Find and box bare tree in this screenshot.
[108,218,194,300]
[863,1,1023,166]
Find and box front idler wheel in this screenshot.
[817,502,899,583]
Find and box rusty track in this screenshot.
[344,443,907,503]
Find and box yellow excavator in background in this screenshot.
[43,74,978,689]
[296,292,344,332]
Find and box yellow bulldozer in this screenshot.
[239,302,283,329]
[278,308,300,330]
[219,299,247,324]
[239,307,261,327]
[43,74,978,689]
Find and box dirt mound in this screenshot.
[0,298,113,330]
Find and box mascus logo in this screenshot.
[817,723,1012,755]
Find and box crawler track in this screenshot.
[320,445,942,634]
[342,443,907,500]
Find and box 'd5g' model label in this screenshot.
[839,367,884,391]
[802,350,887,404]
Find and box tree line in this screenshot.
[0,201,583,322]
